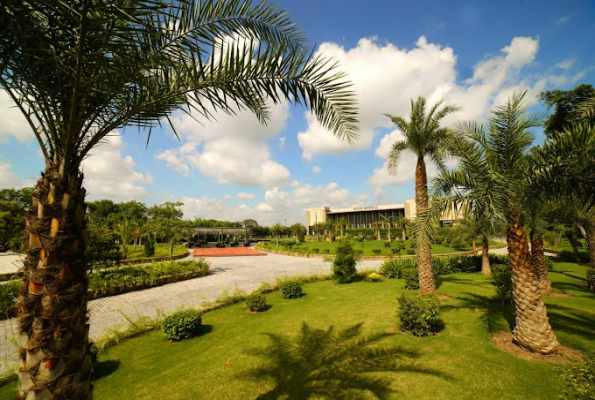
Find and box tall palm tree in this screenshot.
[427,92,559,354]
[336,217,350,238]
[385,97,460,294]
[395,217,411,241]
[290,223,306,244]
[380,215,394,242]
[312,222,323,242]
[114,219,137,259]
[1,1,358,398]
[270,223,284,246]
[371,220,383,241]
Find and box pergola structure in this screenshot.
[191,227,253,247]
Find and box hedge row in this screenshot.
[0,259,210,320]
[380,254,510,279]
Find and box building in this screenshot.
[305,200,463,234]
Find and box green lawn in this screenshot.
[3,261,592,399]
[121,243,187,260]
[261,239,503,256]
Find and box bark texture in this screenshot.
[565,232,582,262]
[530,233,552,294]
[585,222,595,269]
[415,157,435,294]
[17,162,93,399]
[481,236,491,275]
[508,213,559,354]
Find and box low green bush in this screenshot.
[162,309,203,341]
[355,249,364,256]
[280,280,303,299]
[402,269,420,290]
[144,238,155,258]
[380,258,417,279]
[312,248,320,254]
[397,294,443,336]
[406,249,415,255]
[492,264,512,306]
[372,249,382,256]
[322,249,330,254]
[561,359,595,399]
[587,270,595,291]
[391,248,399,255]
[333,241,359,283]
[366,272,383,282]
[354,235,364,242]
[89,341,100,365]
[246,294,267,312]
[384,241,391,248]
[0,280,19,319]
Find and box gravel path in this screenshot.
[0,253,383,375]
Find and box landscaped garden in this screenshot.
[1,259,591,399]
[120,243,187,260]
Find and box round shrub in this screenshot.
[384,241,391,248]
[366,272,383,282]
[162,309,203,341]
[280,280,303,299]
[492,264,512,305]
[372,249,382,256]
[333,241,358,284]
[246,294,267,312]
[322,249,330,254]
[397,294,443,336]
[312,248,320,253]
[402,269,419,290]
[561,359,595,399]
[406,249,415,255]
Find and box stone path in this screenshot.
[0,253,384,374]
[0,253,22,275]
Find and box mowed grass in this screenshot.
[264,239,503,256]
[1,261,593,399]
[121,243,187,260]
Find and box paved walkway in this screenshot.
[0,253,384,374]
[0,253,22,275]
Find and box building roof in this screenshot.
[326,203,405,214]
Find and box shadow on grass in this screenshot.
[435,275,492,290]
[441,292,516,334]
[546,304,595,341]
[241,322,452,399]
[199,324,214,336]
[93,360,121,380]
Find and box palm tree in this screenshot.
[270,224,284,246]
[380,215,394,242]
[114,219,137,259]
[2,1,358,397]
[290,223,306,244]
[428,92,559,354]
[395,217,411,241]
[323,220,337,243]
[385,97,460,294]
[371,220,383,241]
[336,217,350,238]
[312,222,323,242]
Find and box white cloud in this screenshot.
[279,136,286,149]
[0,161,25,188]
[223,194,232,200]
[0,91,33,143]
[555,14,572,27]
[82,133,153,201]
[236,191,256,200]
[312,166,322,174]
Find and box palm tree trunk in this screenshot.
[481,236,491,275]
[585,221,595,269]
[340,226,344,237]
[565,232,581,262]
[387,227,391,242]
[472,238,477,255]
[507,212,558,354]
[530,232,552,294]
[402,227,406,241]
[18,163,93,399]
[377,228,380,241]
[415,157,435,294]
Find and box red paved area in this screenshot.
[193,247,267,257]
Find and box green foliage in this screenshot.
[89,341,100,365]
[162,310,203,341]
[384,241,391,247]
[402,269,420,290]
[246,294,267,312]
[540,84,595,136]
[311,248,319,253]
[353,235,364,242]
[0,187,34,251]
[88,260,209,298]
[406,249,415,255]
[492,264,513,305]
[560,358,595,400]
[366,272,383,282]
[87,221,121,269]
[380,258,417,279]
[332,241,358,283]
[372,249,382,255]
[397,294,443,336]
[280,280,303,299]
[144,238,156,258]
[0,280,19,318]
[587,271,595,291]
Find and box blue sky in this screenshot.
[1,0,594,225]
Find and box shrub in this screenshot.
[0,280,19,319]
[162,309,203,341]
[397,294,443,336]
[406,249,415,255]
[366,272,383,282]
[561,359,595,399]
[322,249,330,254]
[587,271,595,291]
[312,248,320,254]
[380,258,416,279]
[492,264,512,306]
[365,235,374,241]
[391,248,399,255]
[144,238,156,258]
[384,241,391,248]
[246,294,267,312]
[89,341,100,365]
[333,241,359,283]
[372,249,382,256]
[398,243,405,250]
[280,280,303,299]
[402,269,420,290]
[354,235,364,242]
[355,249,364,257]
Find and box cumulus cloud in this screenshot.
[0,91,33,143]
[155,101,291,188]
[0,161,29,189]
[236,191,256,200]
[82,133,153,200]
[312,166,322,174]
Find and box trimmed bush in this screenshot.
[561,359,595,399]
[246,294,267,312]
[406,249,415,255]
[162,309,203,341]
[587,270,595,291]
[492,264,512,306]
[144,238,156,258]
[384,241,391,248]
[322,249,330,254]
[354,235,364,242]
[280,280,303,299]
[355,249,364,257]
[397,294,443,336]
[391,248,399,255]
[402,269,420,290]
[366,272,383,282]
[380,258,416,279]
[372,249,382,256]
[312,248,320,254]
[333,241,358,283]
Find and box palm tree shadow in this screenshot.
[240,322,452,399]
[92,359,121,380]
[441,292,516,333]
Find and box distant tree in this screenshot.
[0,187,35,250]
[270,224,285,246]
[242,219,259,228]
[385,96,460,294]
[380,215,394,242]
[148,201,184,220]
[540,84,595,136]
[335,217,350,238]
[87,199,117,226]
[371,221,383,241]
[395,217,412,241]
[114,219,137,259]
[290,223,306,244]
